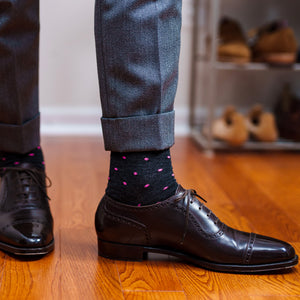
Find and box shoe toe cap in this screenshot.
[2,221,53,248]
[249,234,296,264]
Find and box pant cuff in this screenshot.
[0,114,40,154]
[101,111,175,152]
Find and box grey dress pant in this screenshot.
[0,0,182,154]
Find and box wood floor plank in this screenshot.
[0,246,60,299]
[0,251,6,287]
[116,253,183,292]
[195,154,300,241]
[60,227,124,300]
[59,138,108,229]
[175,259,300,299]
[124,291,186,300]
[225,154,300,226]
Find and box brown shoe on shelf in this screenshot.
[206,106,248,146]
[275,83,300,141]
[245,105,278,142]
[250,20,298,66]
[218,17,251,64]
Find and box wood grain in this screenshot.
[0,137,299,299]
[124,291,187,300]
[60,227,123,300]
[117,253,183,292]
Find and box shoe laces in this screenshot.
[174,189,218,244]
[0,167,51,206]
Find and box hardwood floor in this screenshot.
[0,137,299,299]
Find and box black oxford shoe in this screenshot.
[0,163,54,256]
[95,185,298,273]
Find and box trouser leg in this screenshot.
[95,0,182,152]
[0,0,40,154]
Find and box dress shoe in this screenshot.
[0,163,54,256]
[205,106,248,146]
[95,185,298,273]
[245,105,278,142]
[250,20,298,66]
[218,17,251,63]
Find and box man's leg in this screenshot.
[95,0,181,205]
[0,0,40,153]
[94,0,297,272]
[0,0,54,256]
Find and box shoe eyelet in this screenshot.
[190,201,193,204]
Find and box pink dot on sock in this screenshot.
[123,182,127,186]
[114,168,118,171]
[37,146,41,149]
[133,172,138,176]
[158,168,163,172]
[144,184,150,188]
[108,177,110,181]
[167,156,171,159]
[172,173,175,177]
[163,186,169,190]
[14,162,20,165]
[42,161,45,165]
[2,158,6,161]
[28,153,35,157]
[122,156,126,160]
[138,204,141,207]
[144,157,149,161]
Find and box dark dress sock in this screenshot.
[106,149,178,206]
[0,146,45,171]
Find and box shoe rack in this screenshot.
[189,0,300,152]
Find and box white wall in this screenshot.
[40,0,193,135]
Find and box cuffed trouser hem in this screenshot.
[101,111,175,152]
[0,114,40,154]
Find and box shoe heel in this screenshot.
[98,238,146,261]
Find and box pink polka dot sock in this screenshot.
[106,149,178,206]
[0,146,45,171]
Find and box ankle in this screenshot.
[0,146,45,171]
[106,149,178,206]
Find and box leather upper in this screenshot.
[0,163,53,248]
[95,185,295,265]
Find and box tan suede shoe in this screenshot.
[245,105,278,142]
[250,21,298,66]
[218,17,251,63]
[207,106,248,146]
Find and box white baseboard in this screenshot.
[40,106,191,137]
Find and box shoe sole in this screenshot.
[0,239,54,256]
[98,238,298,274]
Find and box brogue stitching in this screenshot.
[244,233,256,264]
[106,196,171,212]
[174,206,224,240]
